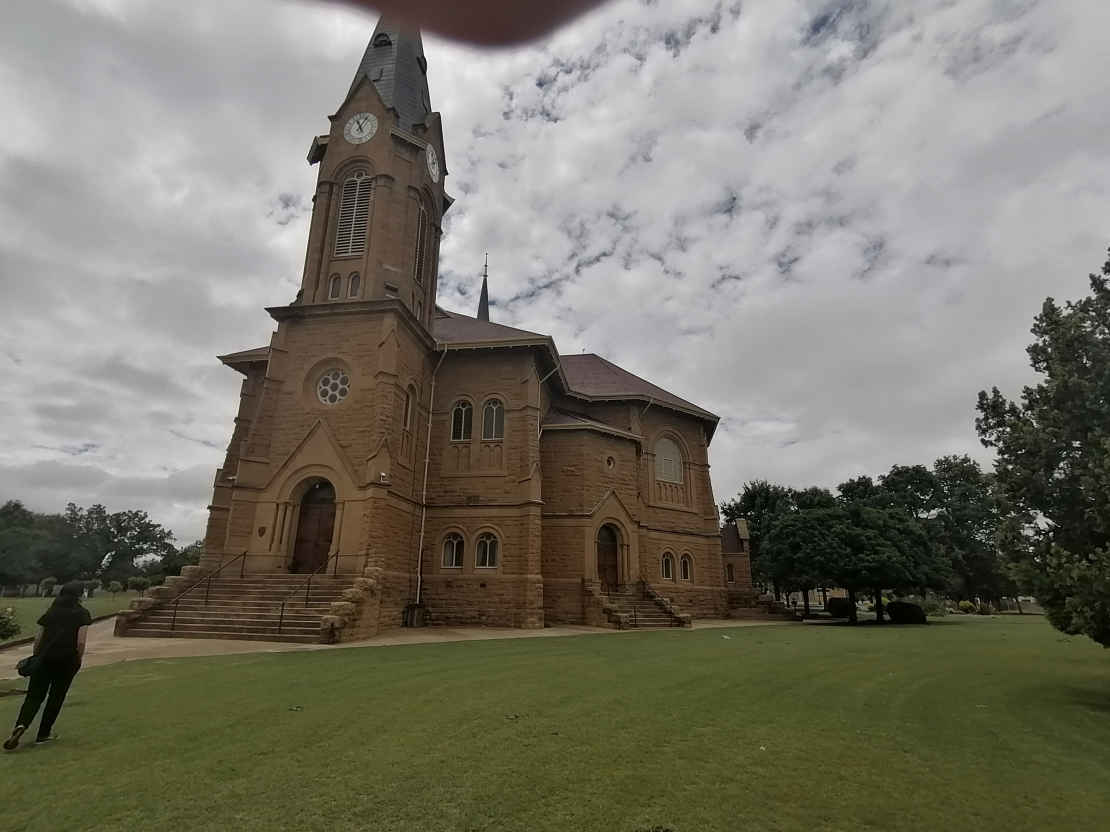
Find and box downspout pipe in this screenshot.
[415,347,448,607]
[536,362,561,439]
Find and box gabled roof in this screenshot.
[349,17,431,132]
[561,353,716,422]
[432,307,547,346]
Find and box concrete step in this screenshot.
[134,620,319,636]
[125,628,320,644]
[143,613,320,627]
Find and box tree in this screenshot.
[721,481,795,589]
[930,455,1007,602]
[762,506,845,616]
[62,503,176,582]
[127,576,151,597]
[146,539,203,581]
[108,581,123,597]
[977,249,1110,647]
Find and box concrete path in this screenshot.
[0,616,794,682]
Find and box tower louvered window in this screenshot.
[335,171,373,257]
[413,204,429,285]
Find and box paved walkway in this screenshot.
[0,616,794,682]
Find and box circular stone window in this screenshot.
[316,368,350,405]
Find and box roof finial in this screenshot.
[477,253,490,322]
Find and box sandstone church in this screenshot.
[118,17,756,643]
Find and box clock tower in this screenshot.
[297,16,450,328]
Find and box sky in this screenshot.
[1,0,1108,544]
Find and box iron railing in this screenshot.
[276,551,369,635]
[159,551,249,631]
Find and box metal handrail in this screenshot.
[156,551,249,632]
[276,551,344,635]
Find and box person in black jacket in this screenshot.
[4,581,92,750]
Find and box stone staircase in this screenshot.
[602,585,687,629]
[116,574,351,644]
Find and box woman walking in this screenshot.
[4,581,92,750]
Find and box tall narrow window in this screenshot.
[680,555,693,581]
[655,437,683,483]
[413,204,428,285]
[661,553,675,581]
[347,273,360,298]
[328,274,341,299]
[335,171,373,257]
[451,401,472,441]
[726,563,735,583]
[442,533,463,568]
[476,533,499,568]
[482,398,504,440]
[403,386,415,429]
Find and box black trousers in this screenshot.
[15,655,80,739]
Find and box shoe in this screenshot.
[3,725,26,751]
[34,735,56,745]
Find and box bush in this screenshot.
[977,602,995,616]
[958,600,976,614]
[127,577,151,597]
[886,601,927,624]
[921,599,947,617]
[826,597,855,618]
[108,581,123,596]
[0,607,20,641]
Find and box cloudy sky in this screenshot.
[2,0,1107,543]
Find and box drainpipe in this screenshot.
[415,347,448,606]
[536,362,561,439]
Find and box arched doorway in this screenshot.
[291,480,336,573]
[597,524,620,594]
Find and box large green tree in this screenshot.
[721,480,795,587]
[977,249,1110,646]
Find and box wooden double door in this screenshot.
[597,524,620,593]
[291,482,336,574]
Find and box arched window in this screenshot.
[403,385,416,429]
[680,554,693,582]
[661,553,675,581]
[335,171,373,257]
[328,274,341,299]
[347,273,360,297]
[451,400,472,441]
[373,32,392,47]
[413,204,429,285]
[482,398,504,440]
[655,436,684,483]
[476,532,499,568]
[726,563,735,583]
[442,533,464,568]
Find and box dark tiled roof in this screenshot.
[432,308,547,345]
[561,353,717,421]
[218,346,269,372]
[720,520,750,553]
[349,17,431,132]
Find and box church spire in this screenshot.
[477,253,490,322]
[349,16,431,132]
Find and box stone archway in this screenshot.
[291,480,336,574]
[596,524,621,594]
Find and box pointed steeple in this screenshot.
[349,16,431,132]
[477,253,490,322]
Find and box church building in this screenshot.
[118,18,754,642]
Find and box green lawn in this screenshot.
[2,617,1108,832]
[1,593,138,645]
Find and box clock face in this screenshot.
[426,145,440,183]
[343,112,378,145]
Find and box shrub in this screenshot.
[958,600,976,614]
[0,607,20,641]
[127,577,151,597]
[826,597,855,618]
[39,577,58,597]
[108,581,123,596]
[886,601,927,624]
[921,599,947,617]
[977,602,995,615]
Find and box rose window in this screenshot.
[316,369,350,405]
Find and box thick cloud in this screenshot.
[1,0,1106,541]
